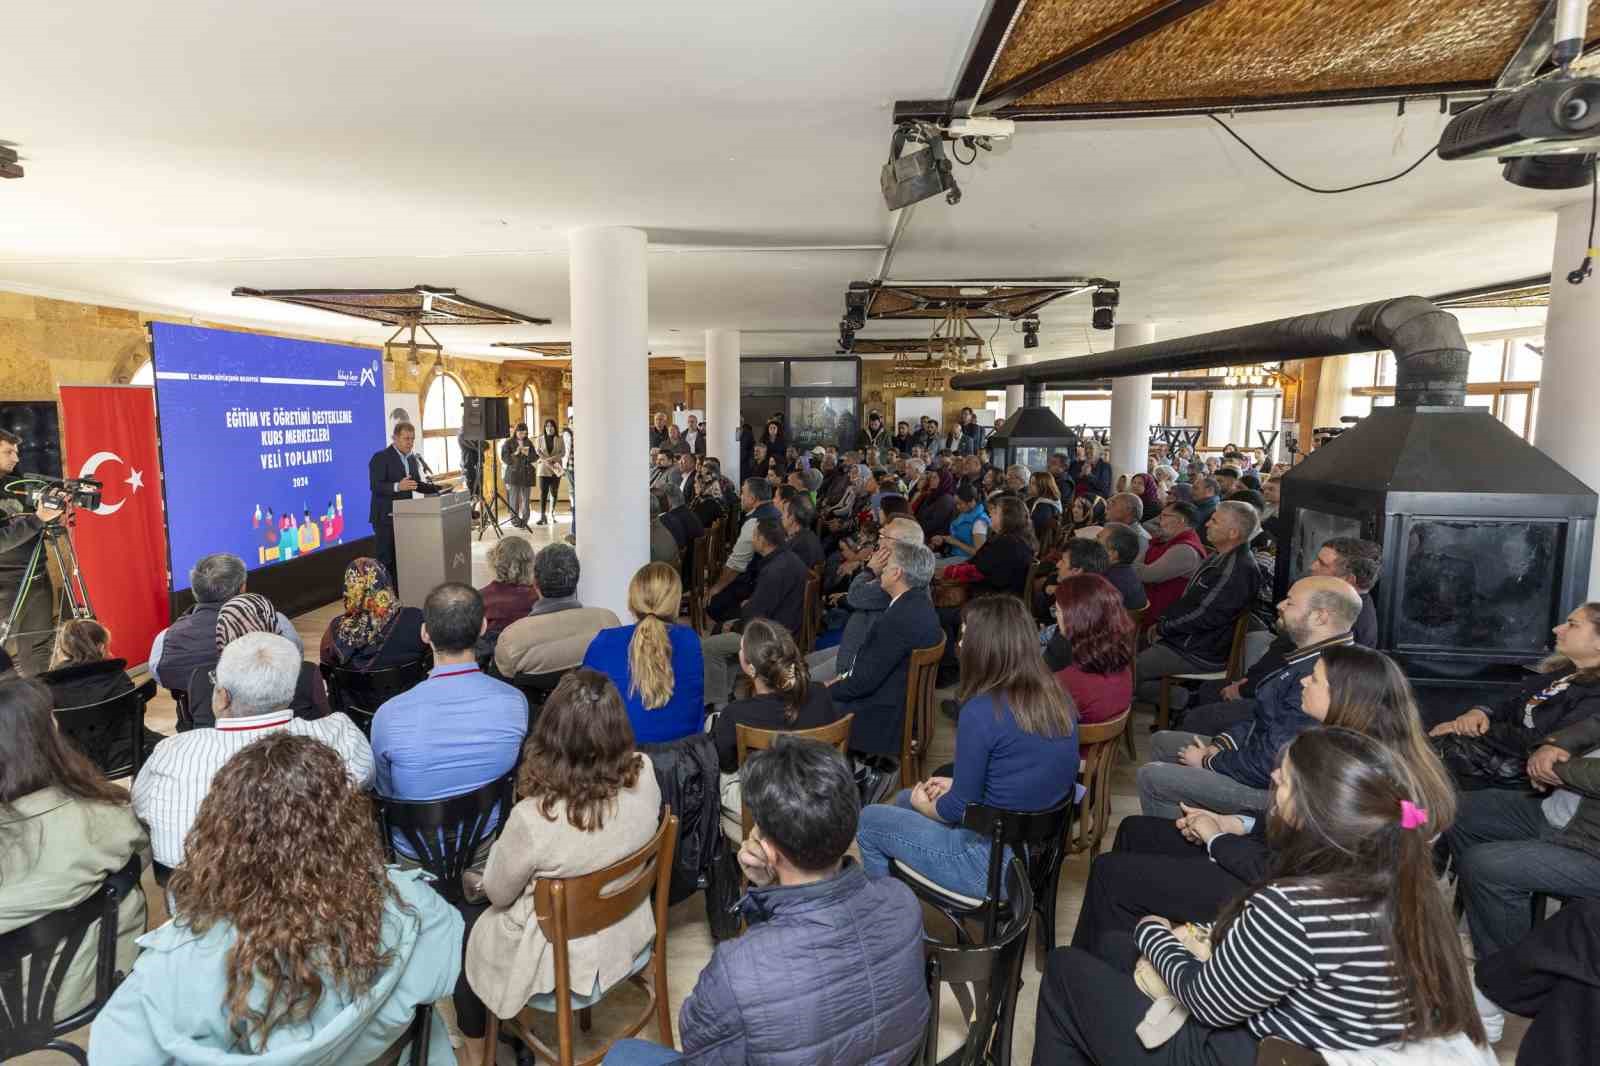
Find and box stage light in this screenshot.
[1091,288,1119,331]
[1021,315,1040,349]
[0,146,22,180]
[881,123,961,211]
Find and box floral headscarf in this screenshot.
[333,558,401,668]
[215,594,279,652]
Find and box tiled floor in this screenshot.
[20,508,1527,1063]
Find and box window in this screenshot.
[521,385,537,429]
[421,372,464,474]
[1061,396,1111,428]
[1347,333,1543,441]
[1205,392,1238,447]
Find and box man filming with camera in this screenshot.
[0,428,63,675]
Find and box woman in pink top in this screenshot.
[1052,574,1134,724]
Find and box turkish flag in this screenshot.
[59,386,169,666]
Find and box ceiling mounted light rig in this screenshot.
[880,117,1015,211]
[0,145,22,180]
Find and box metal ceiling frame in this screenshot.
[846,276,1114,323]
[231,284,551,327]
[491,340,571,357]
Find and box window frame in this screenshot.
[420,370,466,476]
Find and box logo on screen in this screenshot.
[359,361,378,388]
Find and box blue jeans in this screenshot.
[603,1039,682,1065]
[856,789,998,899]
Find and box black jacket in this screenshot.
[500,437,535,488]
[662,506,706,551]
[1104,563,1149,611]
[1156,544,1261,667]
[1354,590,1377,648]
[970,533,1035,599]
[1477,900,1600,1066]
[691,496,726,530]
[832,587,943,757]
[367,446,440,526]
[640,731,724,905]
[789,529,824,570]
[915,493,956,540]
[0,496,43,575]
[742,546,809,636]
[1481,668,1600,758]
[39,658,162,768]
[712,686,841,773]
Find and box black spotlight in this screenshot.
[1502,153,1597,189]
[1021,315,1040,349]
[1091,287,1119,331]
[838,320,856,351]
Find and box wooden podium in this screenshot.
[393,491,474,607]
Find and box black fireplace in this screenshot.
[986,382,1077,472]
[953,296,1598,718]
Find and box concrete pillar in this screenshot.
[569,226,649,617]
[1110,323,1156,484]
[1538,201,1600,598]
[705,329,742,480]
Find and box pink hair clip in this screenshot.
[1399,800,1429,830]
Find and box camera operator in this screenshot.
[0,429,64,675]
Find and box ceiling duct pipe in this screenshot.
[949,296,1469,404]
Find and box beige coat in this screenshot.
[0,787,149,1022]
[465,759,662,1018]
[494,603,620,677]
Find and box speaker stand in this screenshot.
[476,437,507,540]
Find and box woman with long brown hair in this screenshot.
[940,493,1038,601]
[581,561,705,743]
[712,618,841,773]
[1052,574,1135,725]
[857,594,1078,898]
[91,732,461,1062]
[1038,728,1490,1065]
[0,678,147,1027]
[465,669,662,1058]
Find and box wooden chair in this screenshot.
[485,811,679,1066]
[54,677,157,781]
[1072,708,1130,856]
[321,658,431,736]
[1156,611,1251,732]
[798,564,823,653]
[901,638,948,789]
[1255,1036,1328,1066]
[687,534,710,634]
[1122,605,1147,761]
[1027,558,1055,622]
[734,714,854,839]
[0,857,141,1065]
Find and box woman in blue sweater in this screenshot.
[856,594,1078,899]
[582,562,705,744]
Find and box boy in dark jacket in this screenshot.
[605,738,929,1066]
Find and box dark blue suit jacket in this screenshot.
[368,446,438,526]
[832,586,943,756]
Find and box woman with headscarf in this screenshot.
[186,593,331,727]
[913,467,958,540]
[1129,472,1163,521]
[319,558,428,672]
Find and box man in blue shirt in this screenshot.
[371,583,527,811]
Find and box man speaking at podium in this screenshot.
[369,421,441,581]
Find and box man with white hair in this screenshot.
[132,632,373,876]
[1102,493,1150,557]
[808,518,925,682]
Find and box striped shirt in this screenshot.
[1136,883,1410,1051]
[131,709,375,867]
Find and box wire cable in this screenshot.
[1207,114,1438,194]
[1567,158,1597,286]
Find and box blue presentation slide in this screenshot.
[150,322,386,591]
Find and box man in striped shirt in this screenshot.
[132,632,373,874]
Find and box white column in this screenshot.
[1538,201,1600,598]
[570,226,649,617]
[1110,323,1156,485]
[705,329,742,479]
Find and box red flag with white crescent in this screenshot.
[58,386,169,666]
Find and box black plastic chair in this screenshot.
[889,797,1073,955]
[321,658,431,736]
[920,858,1032,1066]
[504,669,571,730]
[368,1004,435,1066]
[53,678,157,781]
[0,856,142,1064]
[171,687,193,732]
[375,774,515,905]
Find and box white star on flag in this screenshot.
[125,468,143,492]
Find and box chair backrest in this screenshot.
[735,714,854,838]
[506,669,570,730]
[1224,611,1252,680]
[376,775,515,905]
[1071,708,1130,855]
[321,658,431,734]
[367,1004,434,1066]
[961,797,1074,940]
[799,567,822,653]
[920,858,1033,1066]
[53,677,156,781]
[901,638,947,789]
[1125,605,1146,661]
[0,857,141,1059]
[172,687,194,732]
[1255,1036,1329,1066]
[1026,559,1054,620]
[534,809,678,944]
[688,534,711,633]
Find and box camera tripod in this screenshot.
[0,512,95,653]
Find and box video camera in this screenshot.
[2,473,103,513]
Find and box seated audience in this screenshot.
[1311,536,1380,646]
[1097,523,1150,610]
[808,517,924,682]
[1102,493,1150,557]
[1444,602,1600,1038]
[319,557,427,671]
[1129,472,1162,520]
[911,467,956,540]
[1477,899,1600,1066]
[702,519,808,706]
[1075,646,1454,971]
[606,737,928,1066]
[939,495,1037,599]
[1138,575,1361,818]
[479,537,539,635]
[464,670,663,1064]
[649,493,679,564]
[857,595,1079,898]
[94,734,461,1062]
[930,482,989,565]
[583,562,705,744]
[829,540,941,758]
[713,620,841,832]
[706,478,781,624]
[133,632,373,874]
[1136,502,1204,622]
[189,593,331,727]
[1133,501,1262,705]
[1027,470,1063,541]
[0,677,148,1024]
[781,491,823,569]
[1190,474,1221,530]
[1052,575,1135,725]
[1037,728,1489,1064]
[690,474,726,529]
[151,551,299,695]
[658,481,705,551]
[1067,494,1105,535]
[372,584,526,817]
[40,618,163,765]
[495,543,621,676]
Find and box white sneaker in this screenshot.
[1473,983,1505,1044]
